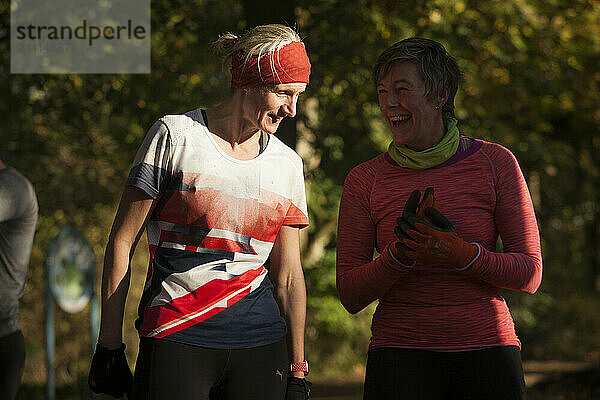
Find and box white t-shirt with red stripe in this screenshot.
[126,108,308,349]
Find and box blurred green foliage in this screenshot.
[1,0,599,394]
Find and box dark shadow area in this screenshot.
[16,376,92,400]
[527,363,600,400]
[13,366,600,400]
[311,378,364,398]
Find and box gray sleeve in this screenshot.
[125,120,174,199]
[0,168,38,336]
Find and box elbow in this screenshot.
[519,261,543,294]
[336,280,364,315]
[521,275,542,294]
[521,283,540,295]
[106,231,134,255]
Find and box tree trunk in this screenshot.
[594,211,600,292]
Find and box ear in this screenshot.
[233,87,249,101]
[437,88,449,109]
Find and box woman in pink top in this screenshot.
[336,38,542,400]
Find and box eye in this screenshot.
[377,89,387,95]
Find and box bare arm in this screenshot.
[97,186,157,349]
[269,225,306,378]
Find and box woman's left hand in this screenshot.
[398,207,478,269]
[286,377,311,400]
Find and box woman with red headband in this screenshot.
[88,24,312,400]
[337,38,542,399]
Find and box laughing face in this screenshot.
[243,83,307,135]
[377,61,447,151]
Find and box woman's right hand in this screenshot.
[398,208,479,269]
[392,188,437,264]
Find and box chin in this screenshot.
[391,132,413,146]
[260,124,279,134]
[260,119,282,134]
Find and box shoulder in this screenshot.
[0,168,38,212]
[157,108,206,143]
[478,140,519,164]
[2,167,35,193]
[474,140,525,184]
[345,153,386,184]
[342,153,388,199]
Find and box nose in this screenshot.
[282,96,297,118]
[386,90,399,107]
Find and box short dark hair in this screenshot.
[373,37,463,118]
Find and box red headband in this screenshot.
[231,41,311,89]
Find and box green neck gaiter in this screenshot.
[387,118,460,169]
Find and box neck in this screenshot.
[405,116,446,151]
[205,92,259,147]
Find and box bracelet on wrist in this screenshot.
[290,360,309,376]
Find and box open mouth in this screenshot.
[389,114,411,127]
[268,112,282,124]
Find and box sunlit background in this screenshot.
[2,0,599,398]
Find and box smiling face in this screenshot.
[377,61,447,151]
[242,82,307,134]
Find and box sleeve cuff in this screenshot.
[387,245,416,269]
[455,242,482,271]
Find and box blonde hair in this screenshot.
[212,24,303,80]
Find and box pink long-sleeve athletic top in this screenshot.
[336,137,542,351]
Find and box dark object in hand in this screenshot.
[88,343,133,399]
[286,377,312,400]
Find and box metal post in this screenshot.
[45,224,98,399]
[45,262,55,400]
[90,290,99,353]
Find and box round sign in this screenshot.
[46,225,96,313]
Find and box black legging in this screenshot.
[363,346,526,400]
[0,330,26,400]
[131,337,288,400]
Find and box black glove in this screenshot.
[394,188,437,256]
[88,343,133,398]
[286,377,311,400]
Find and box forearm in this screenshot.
[89,240,135,397]
[336,243,411,314]
[465,244,542,294]
[274,271,306,377]
[96,187,156,348]
[97,238,133,348]
[269,225,307,378]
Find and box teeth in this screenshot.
[390,115,410,122]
